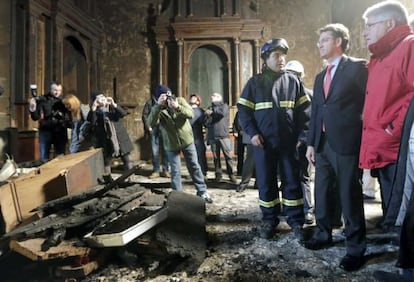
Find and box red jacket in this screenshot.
[359,25,414,169]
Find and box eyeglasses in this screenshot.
[365,19,387,29]
[317,37,334,46]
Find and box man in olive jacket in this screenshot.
[147,85,212,203]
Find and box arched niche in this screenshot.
[63,36,88,103]
[187,44,229,108]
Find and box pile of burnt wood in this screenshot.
[0,161,206,279]
[3,166,166,249]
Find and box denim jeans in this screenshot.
[194,138,207,175]
[166,143,207,194]
[151,127,169,172]
[39,130,67,161]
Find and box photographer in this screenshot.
[29,82,70,161]
[147,84,213,203]
[87,90,134,183]
[204,92,237,183]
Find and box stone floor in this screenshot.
[92,160,400,282]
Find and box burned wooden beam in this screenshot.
[3,184,148,242]
[32,164,143,215]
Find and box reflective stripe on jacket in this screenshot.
[238,69,310,148]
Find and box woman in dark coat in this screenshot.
[88,91,134,181]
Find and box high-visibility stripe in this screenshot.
[282,198,304,206]
[238,98,255,109]
[239,98,273,110]
[279,100,295,108]
[296,95,310,107]
[259,198,281,208]
[255,102,273,110]
[239,96,309,111]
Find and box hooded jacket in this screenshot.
[359,25,414,169]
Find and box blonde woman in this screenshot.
[62,94,93,153]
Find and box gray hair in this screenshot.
[363,0,408,25]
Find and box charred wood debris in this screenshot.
[0,164,175,278]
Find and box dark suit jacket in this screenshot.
[307,55,367,155]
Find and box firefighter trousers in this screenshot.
[254,145,305,227]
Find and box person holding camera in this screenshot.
[87,91,134,183]
[29,82,70,161]
[147,85,213,203]
[204,92,237,184]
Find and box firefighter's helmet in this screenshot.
[260,38,289,59]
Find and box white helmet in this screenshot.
[285,60,305,77]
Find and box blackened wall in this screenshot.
[97,0,414,161]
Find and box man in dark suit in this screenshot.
[304,23,367,272]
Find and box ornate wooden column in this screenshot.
[177,39,184,96]
[176,0,183,17]
[233,37,241,102]
[157,41,165,84]
[27,13,38,91]
[90,38,100,92]
[54,18,65,82]
[221,0,227,16]
[254,39,261,74]
[233,0,240,16]
[188,0,193,16]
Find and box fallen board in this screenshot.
[10,238,92,260]
[9,238,108,279]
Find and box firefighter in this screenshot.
[237,38,311,241]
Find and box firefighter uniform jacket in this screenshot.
[237,69,310,148]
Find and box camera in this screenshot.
[52,110,65,120]
[166,91,175,102]
[30,84,38,97]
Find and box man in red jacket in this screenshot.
[359,0,414,225]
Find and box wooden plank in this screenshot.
[10,238,92,261]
